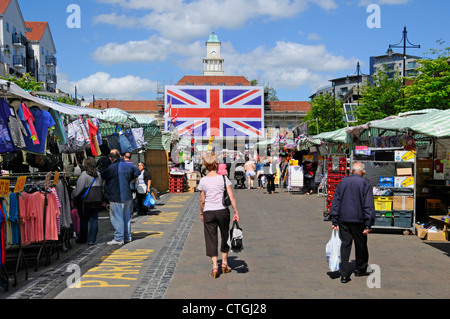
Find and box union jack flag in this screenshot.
[165,86,265,137]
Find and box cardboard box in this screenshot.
[415,224,427,239]
[185,179,197,192]
[425,230,448,241]
[395,150,415,162]
[186,172,198,180]
[394,176,414,188]
[393,196,414,210]
[396,167,412,176]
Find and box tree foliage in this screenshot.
[304,93,344,135]
[401,47,450,111]
[0,72,43,91]
[356,65,403,124]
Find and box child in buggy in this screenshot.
[234,163,246,189]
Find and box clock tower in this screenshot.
[203,32,224,75]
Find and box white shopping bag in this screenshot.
[325,229,341,272]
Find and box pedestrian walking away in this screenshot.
[198,153,239,278]
[71,157,104,245]
[256,158,264,189]
[329,162,375,283]
[244,156,256,189]
[263,156,277,194]
[101,149,141,245]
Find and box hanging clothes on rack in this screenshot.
[19,188,60,245]
[8,192,20,246]
[0,200,6,266]
[0,98,17,153]
[17,103,39,145]
[21,107,56,155]
[49,109,68,145]
[0,99,28,149]
[87,118,101,156]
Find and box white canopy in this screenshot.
[0,80,99,116]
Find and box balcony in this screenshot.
[45,55,57,66]
[46,74,57,84]
[12,33,27,47]
[13,55,25,68]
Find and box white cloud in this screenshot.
[307,33,322,40]
[222,41,357,92]
[358,0,412,5]
[57,71,157,100]
[93,35,204,64]
[93,0,339,41]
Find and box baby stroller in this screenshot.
[234,164,246,189]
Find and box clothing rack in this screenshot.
[3,193,28,288]
[1,172,69,288]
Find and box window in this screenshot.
[407,61,416,69]
[6,23,9,32]
[343,103,358,123]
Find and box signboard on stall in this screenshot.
[0,179,10,196]
[14,176,27,193]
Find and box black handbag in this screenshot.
[222,175,231,207]
[229,220,243,252]
[75,177,97,216]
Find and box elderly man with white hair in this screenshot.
[329,162,375,283]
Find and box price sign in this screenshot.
[14,176,27,193]
[54,171,60,186]
[0,179,10,196]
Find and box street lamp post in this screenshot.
[332,81,336,130]
[387,26,420,86]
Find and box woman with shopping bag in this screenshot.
[136,162,153,215]
[198,153,239,278]
[71,157,104,245]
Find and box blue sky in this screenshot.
[19,0,450,102]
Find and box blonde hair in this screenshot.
[202,153,218,171]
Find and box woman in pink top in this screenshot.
[198,153,239,278]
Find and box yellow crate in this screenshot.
[374,196,393,211]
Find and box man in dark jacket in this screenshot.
[330,162,375,283]
[101,149,141,245]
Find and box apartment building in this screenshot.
[0,0,57,92]
[370,52,421,80]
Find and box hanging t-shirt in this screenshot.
[22,108,56,154]
[18,103,39,145]
[87,119,101,156]
[50,109,68,145]
[0,98,16,153]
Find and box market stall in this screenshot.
[346,109,450,239]
[0,80,161,291]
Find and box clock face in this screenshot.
[209,48,217,56]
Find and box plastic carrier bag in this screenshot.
[325,229,341,272]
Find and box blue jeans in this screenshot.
[77,209,99,244]
[109,200,133,242]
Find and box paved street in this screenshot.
[2,183,450,304]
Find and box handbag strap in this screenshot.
[82,177,96,198]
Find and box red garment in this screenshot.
[21,103,40,145]
[87,119,100,156]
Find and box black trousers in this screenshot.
[203,208,230,257]
[266,174,275,194]
[338,222,369,277]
